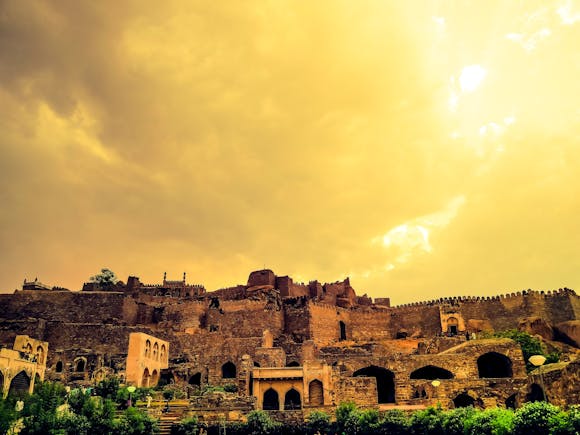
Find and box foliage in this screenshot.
[0,396,18,435]
[409,405,445,435]
[89,268,119,288]
[94,376,121,399]
[223,383,238,393]
[441,406,475,435]
[358,409,381,435]
[171,416,198,435]
[512,401,562,435]
[490,330,557,371]
[464,407,513,435]
[379,409,410,435]
[116,406,159,435]
[336,401,361,434]
[245,410,280,435]
[306,410,331,434]
[19,381,67,435]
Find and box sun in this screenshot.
[459,65,487,93]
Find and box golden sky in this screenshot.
[1,1,579,304]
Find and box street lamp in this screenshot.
[528,355,547,402]
[127,385,137,408]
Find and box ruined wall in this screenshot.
[335,377,377,406]
[276,276,309,298]
[282,298,310,343]
[308,303,350,347]
[348,308,391,342]
[157,301,207,333]
[390,304,442,337]
[205,300,284,338]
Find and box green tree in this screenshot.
[335,401,360,435]
[306,410,330,434]
[513,401,562,435]
[245,410,280,435]
[90,268,119,289]
[492,330,557,371]
[117,406,159,435]
[358,409,380,435]
[94,376,121,400]
[20,381,67,435]
[0,396,18,435]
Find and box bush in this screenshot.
[306,410,330,434]
[358,409,381,435]
[335,401,360,435]
[0,396,18,435]
[379,409,409,435]
[94,377,121,400]
[20,381,67,435]
[491,330,554,371]
[441,407,475,435]
[513,401,562,435]
[117,406,159,435]
[223,383,238,393]
[464,407,513,435]
[245,410,280,435]
[171,416,198,435]
[409,406,445,435]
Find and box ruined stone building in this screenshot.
[0,269,578,413]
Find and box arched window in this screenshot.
[36,346,45,364]
[263,388,279,410]
[253,362,261,367]
[284,388,301,410]
[454,393,475,408]
[153,342,159,361]
[286,361,300,367]
[222,362,236,379]
[55,361,63,373]
[477,352,513,378]
[309,380,324,406]
[339,321,347,341]
[145,340,151,358]
[353,366,396,403]
[410,365,454,380]
[75,358,86,372]
[142,368,151,387]
[25,343,32,354]
[8,371,30,397]
[189,372,201,386]
[160,344,166,361]
[151,370,159,386]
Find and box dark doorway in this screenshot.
[353,366,395,403]
[254,362,261,367]
[454,393,475,408]
[505,394,517,409]
[8,371,30,397]
[339,321,347,341]
[286,361,300,367]
[263,388,279,410]
[189,372,201,386]
[55,361,63,373]
[410,365,454,380]
[526,383,545,402]
[222,362,236,379]
[75,359,85,372]
[284,388,301,410]
[447,317,459,335]
[309,380,324,406]
[477,352,513,378]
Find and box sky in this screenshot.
[1,1,579,304]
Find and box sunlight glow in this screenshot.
[459,65,487,93]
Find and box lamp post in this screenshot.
[127,385,136,408]
[528,355,547,402]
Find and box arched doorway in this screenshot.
[75,359,86,372]
[506,394,517,409]
[222,362,236,379]
[353,366,395,403]
[8,371,30,396]
[36,346,45,364]
[454,393,475,408]
[142,368,151,387]
[309,380,324,406]
[189,372,201,386]
[447,317,459,335]
[526,383,545,402]
[284,388,301,410]
[286,361,300,367]
[55,361,63,373]
[339,321,347,341]
[151,370,159,386]
[477,352,513,378]
[263,388,279,410]
[410,365,454,380]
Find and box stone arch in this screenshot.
[25,343,32,354]
[309,379,324,406]
[284,388,301,410]
[8,371,30,396]
[74,357,86,372]
[142,368,151,387]
[286,361,300,367]
[447,317,459,334]
[253,361,261,367]
[153,342,159,360]
[526,383,545,402]
[189,372,202,386]
[222,361,236,379]
[55,361,63,373]
[410,365,454,380]
[145,340,151,358]
[339,321,347,341]
[263,388,279,410]
[353,365,395,403]
[454,392,475,408]
[36,346,45,364]
[151,369,159,386]
[160,344,166,362]
[477,352,513,378]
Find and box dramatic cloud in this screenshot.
[1,1,579,303]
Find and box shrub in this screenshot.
[245,410,280,435]
[464,407,513,435]
[117,406,159,435]
[441,406,475,435]
[409,406,445,435]
[335,401,360,435]
[306,410,331,434]
[379,409,410,435]
[171,416,198,435]
[0,396,18,435]
[20,381,67,435]
[223,383,238,393]
[513,401,562,435]
[358,409,381,435]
